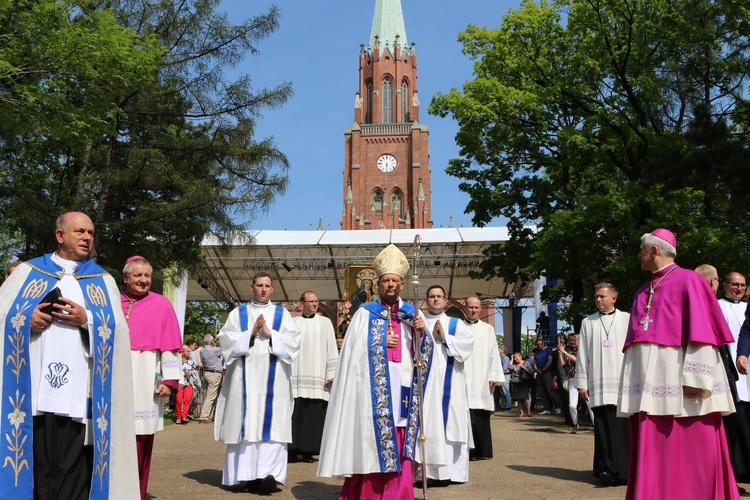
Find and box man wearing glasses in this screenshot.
[722,273,750,486]
[289,291,338,463]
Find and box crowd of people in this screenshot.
[2,216,750,499]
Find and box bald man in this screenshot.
[0,212,138,498]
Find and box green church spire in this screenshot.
[369,0,408,51]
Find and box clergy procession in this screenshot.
[3,215,750,499]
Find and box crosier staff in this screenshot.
[411,235,428,500]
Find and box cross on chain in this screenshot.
[640,315,653,331]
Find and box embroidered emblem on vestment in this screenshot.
[45,362,70,388]
[21,279,48,300]
[86,283,108,308]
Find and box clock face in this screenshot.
[377,154,397,173]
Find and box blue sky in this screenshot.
[219,0,520,231]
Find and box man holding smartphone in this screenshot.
[0,212,138,499]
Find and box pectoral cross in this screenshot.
[640,315,653,331]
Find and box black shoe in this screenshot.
[245,479,262,492]
[301,455,314,463]
[599,471,615,486]
[261,474,280,493]
[469,456,479,462]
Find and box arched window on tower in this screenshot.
[366,81,373,124]
[372,190,384,214]
[382,77,393,124]
[391,191,402,213]
[401,80,409,122]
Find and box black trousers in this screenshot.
[469,409,493,459]
[591,405,629,482]
[290,398,328,455]
[33,413,93,500]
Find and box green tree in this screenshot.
[430,0,750,326]
[0,1,291,280]
[183,301,225,341]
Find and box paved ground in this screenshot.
[149,410,633,499]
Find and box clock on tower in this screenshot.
[341,0,432,230]
[377,154,397,173]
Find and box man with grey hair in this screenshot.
[198,333,223,423]
[619,229,737,499]
[121,255,183,499]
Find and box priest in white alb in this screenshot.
[214,272,301,494]
[421,285,474,484]
[719,271,750,483]
[289,290,338,463]
[575,282,629,486]
[463,296,503,462]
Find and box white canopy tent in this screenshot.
[185,227,535,308]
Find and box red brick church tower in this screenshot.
[341,0,433,230]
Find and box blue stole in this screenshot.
[441,318,458,431]
[1,254,117,499]
[360,300,433,470]
[238,304,283,441]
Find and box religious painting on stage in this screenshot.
[345,264,379,316]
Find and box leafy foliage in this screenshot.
[430,0,750,328]
[0,0,291,281]
[183,300,225,340]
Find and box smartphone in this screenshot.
[40,288,65,315]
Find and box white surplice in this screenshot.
[575,309,629,408]
[131,350,181,434]
[31,254,93,419]
[291,314,338,400]
[214,301,300,485]
[719,298,750,401]
[465,319,503,411]
[422,312,474,482]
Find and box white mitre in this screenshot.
[372,244,410,278]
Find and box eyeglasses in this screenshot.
[302,300,319,303]
[728,283,747,288]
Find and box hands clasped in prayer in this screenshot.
[31,297,88,333]
[430,319,445,342]
[253,314,273,339]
